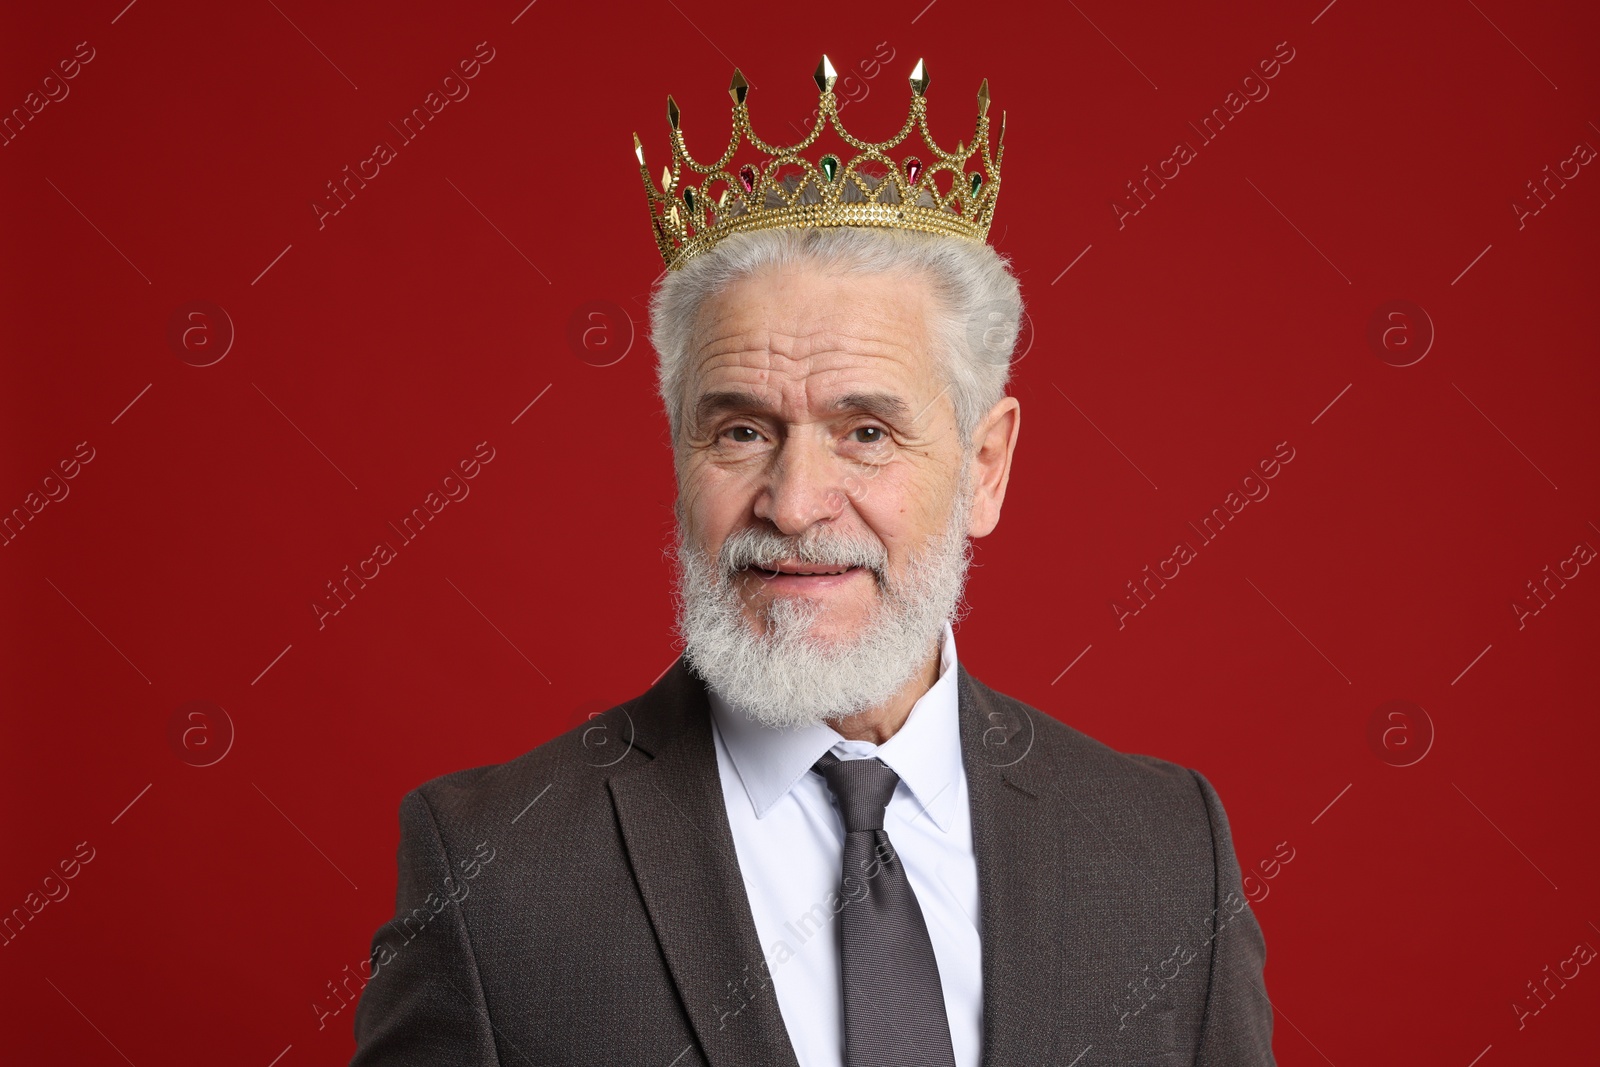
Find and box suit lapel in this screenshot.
[957,664,1070,1063]
[607,658,801,1067]
[608,657,1088,1065]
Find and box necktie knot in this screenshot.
[813,751,900,833]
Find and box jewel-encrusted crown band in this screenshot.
[634,56,1004,271]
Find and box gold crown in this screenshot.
[634,56,1005,271]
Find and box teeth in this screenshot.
[761,565,851,576]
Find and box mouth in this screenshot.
[740,562,867,589]
[749,561,859,577]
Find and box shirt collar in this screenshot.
[708,620,963,833]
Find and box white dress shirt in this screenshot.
[707,620,983,1067]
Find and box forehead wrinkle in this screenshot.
[694,354,918,413]
[694,327,922,376]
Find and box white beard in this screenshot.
[669,472,976,730]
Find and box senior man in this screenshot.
[352,57,1275,1066]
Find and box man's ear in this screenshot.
[965,396,1020,538]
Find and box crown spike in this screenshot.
[910,59,929,96]
[666,95,681,130]
[977,78,990,118]
[633,132,645,167]
[729,68,749,105]
[814,55,838,93]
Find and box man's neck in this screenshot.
[828,644,943,744]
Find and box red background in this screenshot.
[3,0,1596,1063]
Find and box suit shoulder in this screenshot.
[963,668,1208,806]
[405,705,640,839]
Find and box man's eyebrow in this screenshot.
[834,391,912,423]
[691,389,913,429]
[692,390,771,429]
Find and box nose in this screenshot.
[752,431,849,536]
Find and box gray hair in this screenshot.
[648,223,1024,457]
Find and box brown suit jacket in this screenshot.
[350,657,1275,1065]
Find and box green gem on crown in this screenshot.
[820,155,839,182]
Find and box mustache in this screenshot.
[716,526,889,579]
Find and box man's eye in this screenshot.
[724,426,761,443]
[852,426,888,445]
